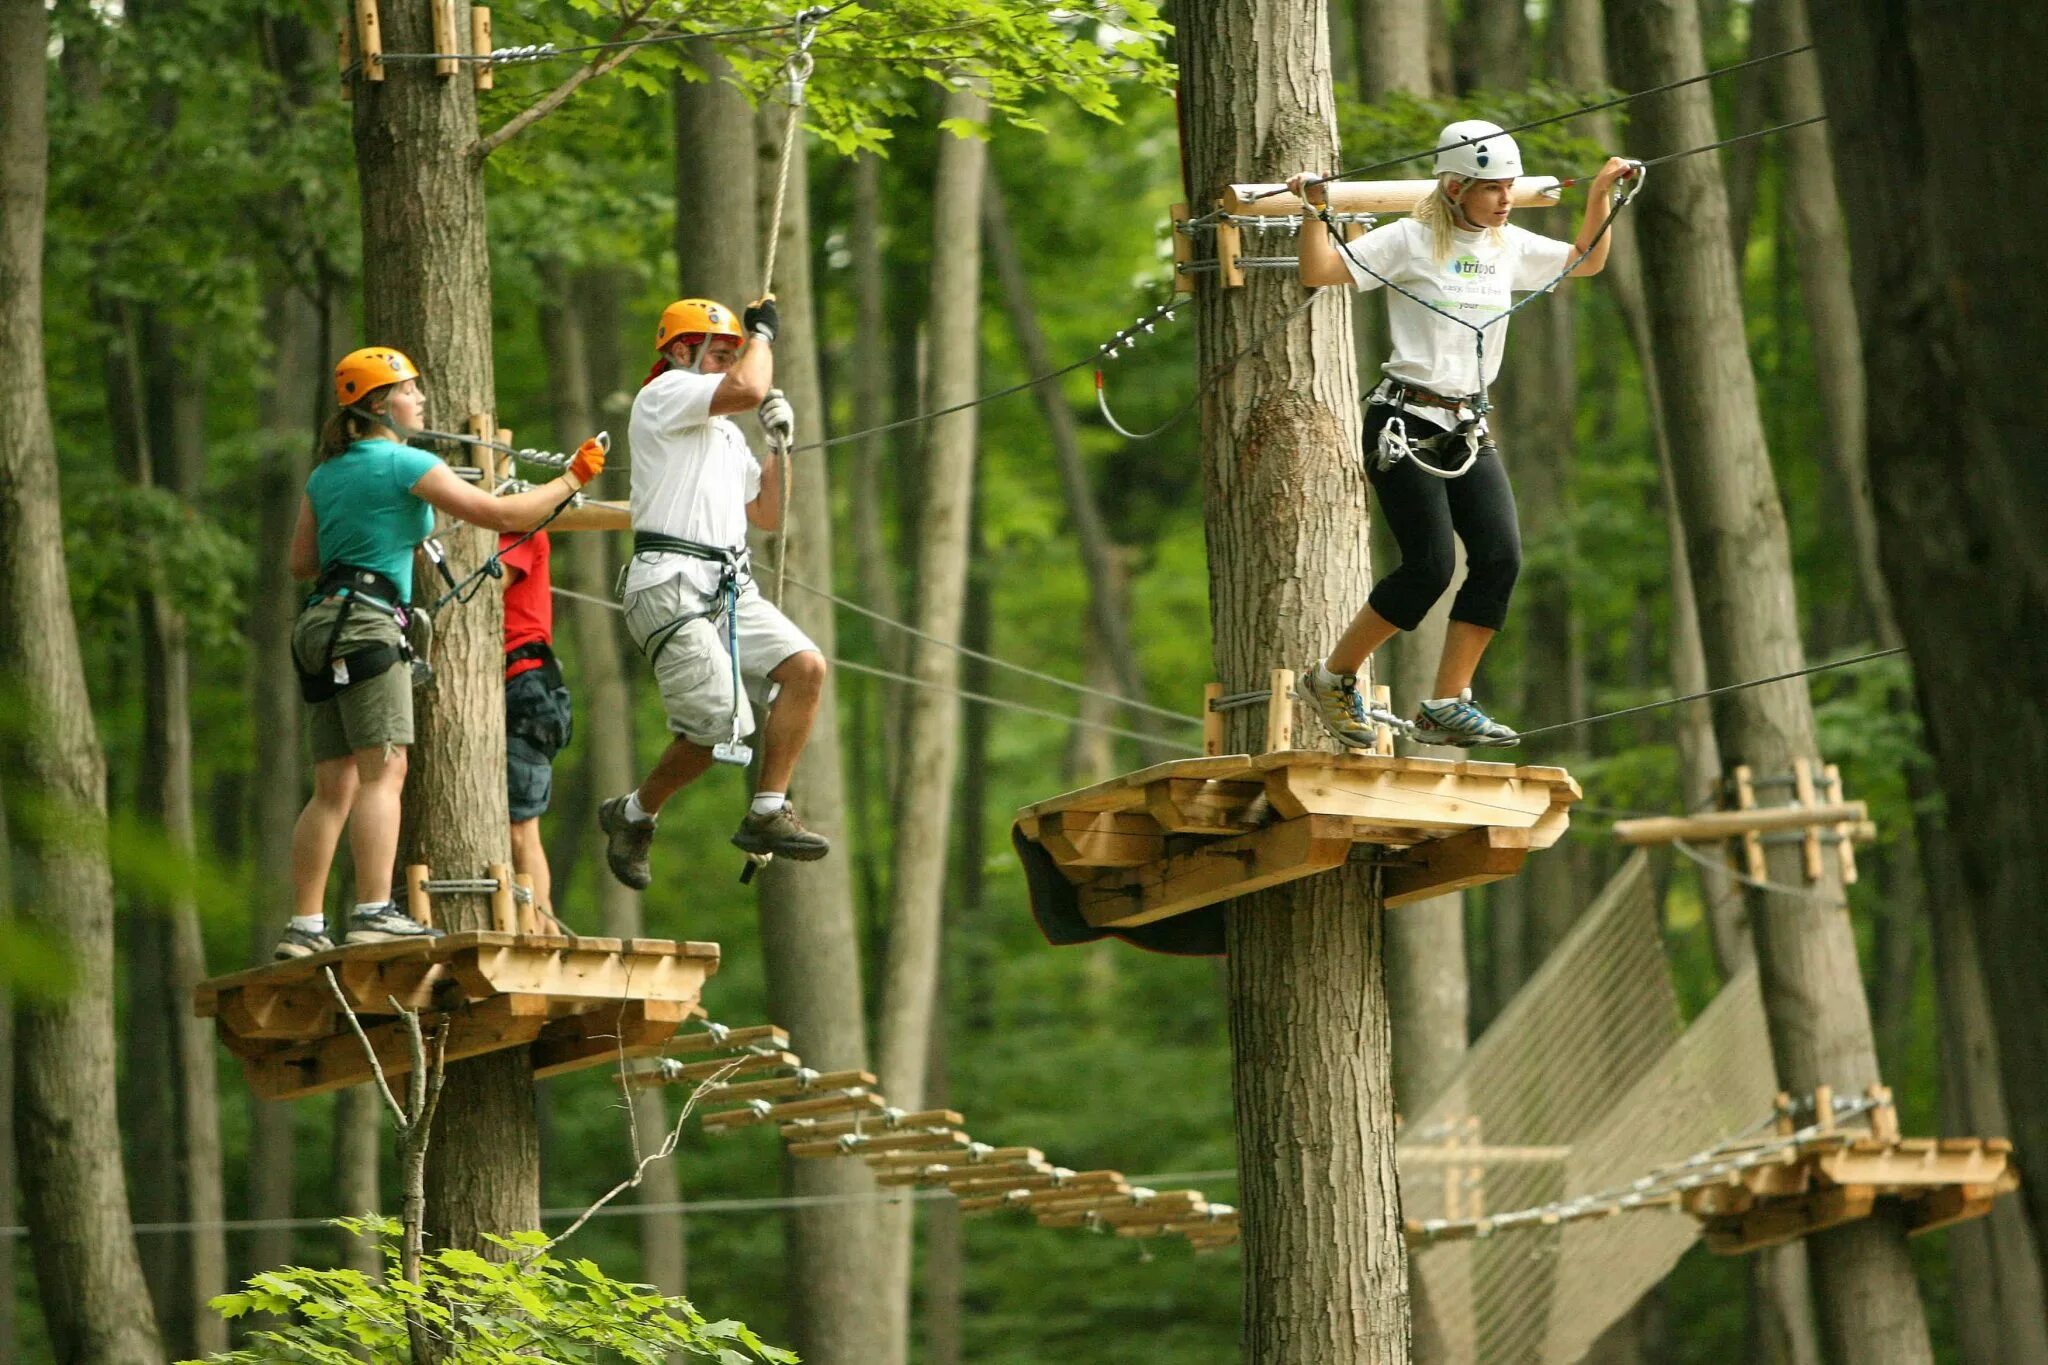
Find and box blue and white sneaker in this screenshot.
[1298,662,1409,749]
[272,923,335,960]
[343,902,444,946]
[1412,689,1519,748]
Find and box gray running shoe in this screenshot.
[1412,689,1520,748]
[272,923,335,960]
[343,902,444,945]
[599,794,657,890]
[732,803,831,861]
[1297,661,1408,749]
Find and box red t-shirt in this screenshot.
[500,531,552,679]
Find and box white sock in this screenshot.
[751,791,787,816]
[351,900,390,917]
[290,915,325,935]
[1315,661,1347,688]
[624,790,655,825]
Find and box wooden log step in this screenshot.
[700,1089,884,1131]
[779,1108,963,1141]
[669,1024,790,1055]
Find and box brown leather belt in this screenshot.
[1384,382,1466,411]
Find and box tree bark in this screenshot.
[1807,0,2048,1294]
[0,783,18,1363]
[1754,0,1896,645]
[752,100,893,1365]
[1607,2,1933,1358]
[873,90,990,1365]
[1354,0,1434,100]
[349,0,537,1253]
[1455,0,1529,92]
[1185,4,1409,1360]
[0,0,165,1353]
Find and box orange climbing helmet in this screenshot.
[333,346,421,406]
[653,298,744,354]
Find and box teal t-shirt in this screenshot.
[306,438,440,600]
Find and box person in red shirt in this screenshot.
[502,528,573,924]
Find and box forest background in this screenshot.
[0,0,2020,1360]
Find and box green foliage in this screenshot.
[188,1219,795,1365]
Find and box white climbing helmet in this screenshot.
[1434,120,1524,181]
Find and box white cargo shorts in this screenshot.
[622,576,818,746]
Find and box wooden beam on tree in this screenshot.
[1079,814,1355,929]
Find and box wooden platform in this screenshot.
[1015,750,1581,929]
[1681,1133,2019,1253]
[196,932,721,1100]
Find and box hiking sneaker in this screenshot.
[599,794,657,890]
[1412,689,1520,748]
[1297,661,1408,749]
[732,803,831,862]
[272,923,335,960]
[343,902,443,945]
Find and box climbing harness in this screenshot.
[295,565,420,703]
[624,531,757,767]
[1367,378,1495,479]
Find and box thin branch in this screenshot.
[471,2,672,161]
[543,1059,743,1250]
[323,967,408,1123]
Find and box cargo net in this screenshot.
[1399,853,1778,1363]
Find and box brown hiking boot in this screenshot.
[732,803,831,862]
[598,795,656,890]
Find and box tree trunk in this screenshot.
[1807,0,2048,1294]
[982,181,1161,760]
[1456,0,1529,92]
[350,0,536,1253]
[1355,0,1434,99]
[1607,2,1933,1358]
[752,100,894,1365]
[874,89,990,1365]
[1754,0,1896,645]
[1184,4,1408,1360]
[0,784,18,1363]
[0,0,165,1353]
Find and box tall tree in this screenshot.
[1607,1,1933,1358]
[350,0,537,1253]
[0,0,165,1353]
[1808,0,2048,1313]
[874,88,991,1365]
[1183,3,1408,1359]
[0,783,18,1362]
[751,94,891,1365]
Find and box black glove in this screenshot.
[743,295,780,345]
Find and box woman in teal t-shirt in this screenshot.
[275,346,607,961]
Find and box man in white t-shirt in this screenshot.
[597,294,831,889]
[1280,124,1637,750]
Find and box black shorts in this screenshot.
[507,660,573,822]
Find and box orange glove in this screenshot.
[568,432,609,486]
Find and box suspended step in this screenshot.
[195,930,720,1101]
[1014,673,1580,954]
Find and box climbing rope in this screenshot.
[759,10,820,609]
[345,2,853,78]
[1245,42,1816,201]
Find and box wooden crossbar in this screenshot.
[779,1108,962,1141]
[700,1089,883,1131]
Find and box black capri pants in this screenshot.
[1364,403,1522,633]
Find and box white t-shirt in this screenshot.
[1341,217,1574,428]
[624,369,762,599]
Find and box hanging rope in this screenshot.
[759,9,820,609]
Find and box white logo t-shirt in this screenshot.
[1341,216,1573,423]
[624,369,762,599]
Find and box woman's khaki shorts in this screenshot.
[622,576,818,746]
[293,596,415,764]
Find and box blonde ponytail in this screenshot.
[1411,177,1506,263]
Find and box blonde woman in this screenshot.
[277,347,606,959]
[1286,121,1635,747]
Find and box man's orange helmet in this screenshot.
[333,347,421,406]
[654,298,744,354]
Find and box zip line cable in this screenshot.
[348,1,856,75]
[1512,647,1905,741]
[548,584,1203,752]
[1246,41,1816,200]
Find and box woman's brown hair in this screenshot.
[316,384,395,461]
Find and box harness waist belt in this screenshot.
[316,563,405,607]
[632,531,747,566]
[505,639,556,671]
[1374,378,1472,412]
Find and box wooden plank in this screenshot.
[1171,204,1194,295]
[957,1174,1129,1212]
[530,999,689,1080]
[218,985,335,1042]
[445,942,714,1006]
[1039,809,1165,870]
[1215,218,1243,288]
[658,1050,801,1084]
[701,1090,883,1132]
[1264,668,1295,754]
[1143,778,1266,834]
[1080,814,1353,929]
[1732,766,1767,881]
[865,1145,1042,1170]
[780,1109,963,1142]
[1202,682,1223,755]
[1823,764,1859,884]
[1019,754,1260,822]
[1792,760,1824,882]
[874,1161,1051,1189]
[703,1069,876,1104]
[1906,1183,2005,1237]
[242,993,553,1101]
[1384,827,1534,909]
[669,1024,789,1055]
[786,1129,968,1159]
[1699,1184,1876,1254]
[355,0,384,80]
[1611,800,1869,848]
[1817,1144,2011,1188]
[1265,759,1559,832]
[469,6,492,89]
